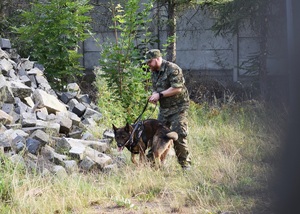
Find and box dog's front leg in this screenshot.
[139,149,146,164]
[131,153,138,165]
[154,155,162,169]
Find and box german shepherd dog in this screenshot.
[112,119,178,167]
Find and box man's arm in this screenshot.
[148,87,182,104]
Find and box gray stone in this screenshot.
[0,48,9,59]
[83,107,102,121]
[24,97,34,108]
[81,117,97,127]
[8,69,17,79]
[64,138,109,153]
[2,103,14,115]
[28,75,37,88]
[8,129,29,139]
[46,113,57,121]
[84,147,112,170]
[9,80,32,99]
[12,135,26,153]
[60,92,76,104]
[36,75,52,92]
[30,129,49,146]
[15,142,25,154]
[0,140,11,152]
[15,97,31,114]
[52,165,67,178]
[67,83,80,93]
[79,156,96,171]
[19,75,31,87]
[18,68,27,76]
[53,151,68,165]
[41,145,55,161]
[21,112,37,127]
[0,74,15,103]
[33,63,45,72]
[67,98,79,111]
[21,127,45,135]
[78,94,91,104]
[68,111,81,126]
[55,137,72,154]
[56,115,72,134]
[27,67,43,76]
[10,154,25,168]
[0,109,13,125]
[33,89,67,113]
[0,44,119,175]
[68,129,83,139]
[36,120,60,135]
[103,129,115,139]
[72,102,86,117]
[81,132,95,140]
[36,111,48,121]
[19,59,34,70]
[63,160,78,173]
[0,58,13,72]
[0,38,11,49]
[102,164,117,173]
[26,138,42,155]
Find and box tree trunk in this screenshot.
[166,0,176,62]
[259,11,269,101]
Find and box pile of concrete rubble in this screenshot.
[0,38,118,176]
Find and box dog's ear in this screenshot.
[112,124,117,132]
[125,122,131,132]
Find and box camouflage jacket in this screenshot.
[151,60,189,115]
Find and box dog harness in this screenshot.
[125,121,146,154]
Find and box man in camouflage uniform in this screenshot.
[145,49,191,170]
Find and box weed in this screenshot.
[114,196,135,209]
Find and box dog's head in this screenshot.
[112,123,133,151]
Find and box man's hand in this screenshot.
[148,92,160,104]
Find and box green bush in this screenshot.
[14,0,93,90]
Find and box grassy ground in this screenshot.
[0,101,285,214]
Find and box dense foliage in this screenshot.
[15,0,93,90]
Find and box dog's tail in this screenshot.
[166,131,178,141]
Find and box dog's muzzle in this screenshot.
[117,144,125,152]
[117,138,130,152]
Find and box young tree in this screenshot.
[97,0,155,123]
[155,0,199,62]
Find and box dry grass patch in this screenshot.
[0,101,283,214]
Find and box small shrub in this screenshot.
[0,155,14,203]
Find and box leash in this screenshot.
[133,99,149,124]
[133,99,157,124]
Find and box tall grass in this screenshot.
[0,101,283,213]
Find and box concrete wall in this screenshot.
[81,2,286,83]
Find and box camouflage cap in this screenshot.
[144,49,162,62]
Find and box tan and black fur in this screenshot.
[112,119,178,167]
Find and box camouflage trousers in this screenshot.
[147,109,191,168]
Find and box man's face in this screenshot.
[147,58,159,71]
